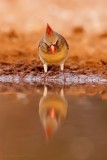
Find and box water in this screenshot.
[0,85,107,160]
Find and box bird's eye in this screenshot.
[57,40,61,46]
[41,42,49,52]
[56,40,58,45]
[45,43,50,51]
[43,41,52,53]
[42,42,46,48]
[56,40,62,49]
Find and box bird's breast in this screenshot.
[39,44,68,64]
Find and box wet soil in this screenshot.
[0,82,107,101]
[0,59,107,77]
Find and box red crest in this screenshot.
[46,24,53,36]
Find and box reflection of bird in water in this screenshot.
[39,87,68,139]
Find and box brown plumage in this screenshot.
[38,24,69,72]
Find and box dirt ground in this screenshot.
[0,30,107,78]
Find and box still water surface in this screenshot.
[0,86,107,160]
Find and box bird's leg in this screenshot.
[43,63,48,84]
[43,63,48,73]
[60,63,64,71]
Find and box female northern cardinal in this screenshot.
[38,24,69,72]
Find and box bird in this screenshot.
[38,24,69,73]
[39,86,68,139]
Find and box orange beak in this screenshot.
[50,45,56,54]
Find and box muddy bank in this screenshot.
[0,59,107,84]
[0,31,107,85]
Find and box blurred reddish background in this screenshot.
[0,0,107,35]
[0,0,106,63]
